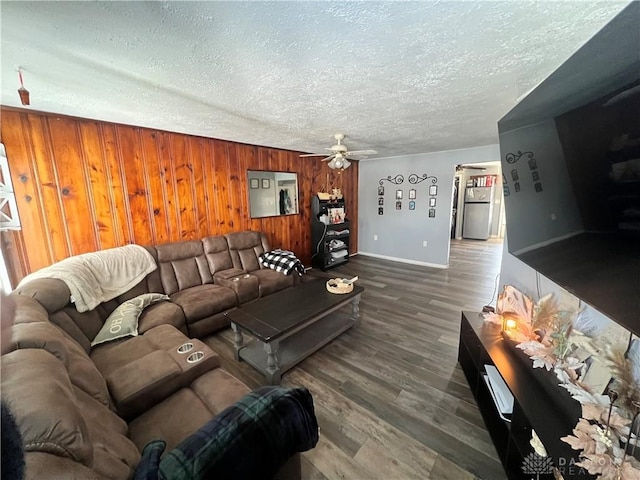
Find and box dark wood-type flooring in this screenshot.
[204,239,506,480]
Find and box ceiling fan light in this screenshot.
[334,158,343,168]
[327,158,338,169]
[342,158,351,169]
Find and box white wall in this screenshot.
[358,144,500,267]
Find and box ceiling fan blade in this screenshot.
[459,165,486,170]
[321,154,337,162]
[345,149,377,156]
[300,153,327,157]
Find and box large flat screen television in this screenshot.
[498,2,640,337]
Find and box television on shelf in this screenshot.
[498,2,640,337]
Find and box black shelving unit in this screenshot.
[311,195,350,270]
[458,311,594,480]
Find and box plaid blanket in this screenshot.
[259,249,305,276]
[135,386,319,480]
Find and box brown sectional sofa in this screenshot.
[1,231,309,479]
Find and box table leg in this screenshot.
[264,341,281,384]
[231,322,244,361]
[351,294,361,327]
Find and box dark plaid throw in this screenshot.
[259,249,305,276]
[134,386,319,480]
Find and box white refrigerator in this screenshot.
[462,186,494,240]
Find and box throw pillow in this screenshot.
[91,293,170,347]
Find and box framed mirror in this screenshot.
[247,170,299,218]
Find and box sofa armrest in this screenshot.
[213,268,246,280]
[214,272,259,304]
[106,351,181,420]
[106,345,219,420]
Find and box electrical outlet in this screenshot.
[374,234,378,241]
[423,240,428,247]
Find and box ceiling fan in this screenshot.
[300,133,377,170]
[455,164,487,173]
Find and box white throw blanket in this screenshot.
[18,245,157,312]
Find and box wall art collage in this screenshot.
[377,174,438,217]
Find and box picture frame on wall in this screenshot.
[409,201,415,210]
[250,178,259,189]
[428,208,436,218]
[429,185,437,196]
[378,207,384,215]
[396,201,402,210]
[429,197,436,207]
[378,197,384,206]
[378,186,385,196]
[409,189,416,199]
[261,178,270,189]
[396,189,403,200]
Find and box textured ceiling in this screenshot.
[0,1,630,159]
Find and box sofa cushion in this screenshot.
[189,368,251,415]
[9,319,112,407]
[64,334,112,407]
[252,268,296,297]
[156,241,213,295]
[169,284,237,323]
[50,307,105,353]
[1,349,93,466]
[73,387,139,479]
[24,452,106,480]
[9,321,70,366]
[145,387,319,480]
[91,293,170,347]
[225,231,269,272]
[202,235,234,274]
[90,324,191,378]
[90,335,157,377]
[128,389,216,453]
[128,368,251,454]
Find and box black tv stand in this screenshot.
[458,312,594,479]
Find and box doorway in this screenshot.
[451,161,504,241]
[451,176,460,239]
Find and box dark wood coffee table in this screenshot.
[224,278,364,384]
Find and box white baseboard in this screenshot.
[356,251,447,269]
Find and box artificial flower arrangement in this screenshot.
[484,285,640,480]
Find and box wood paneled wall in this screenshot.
[0,107,358,287]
